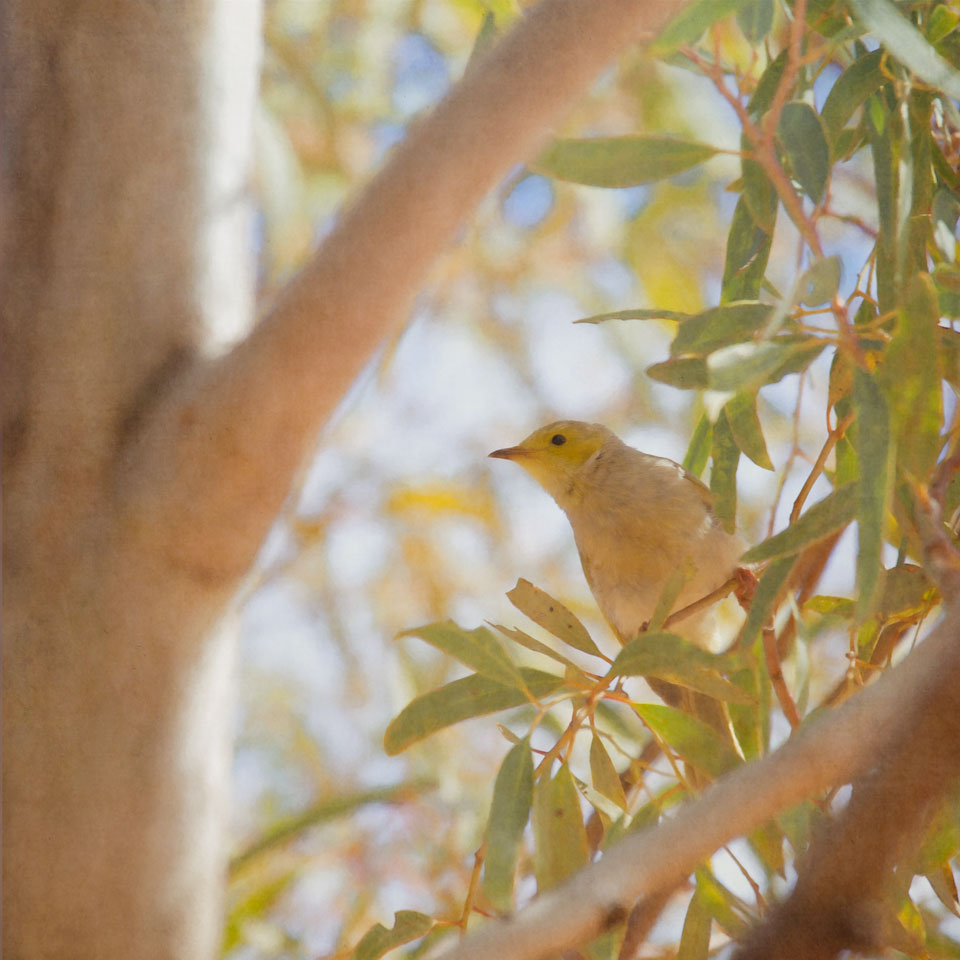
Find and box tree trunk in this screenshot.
[2,2,261,957]
[1,1,680,956]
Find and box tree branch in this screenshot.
[427,606,960,960]
[123,0,687,578]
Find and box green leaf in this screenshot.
[224,869,299,951]
[933,188,960,262]
[533,136,718,188]
[737,0,774,42]
[850,0,960,99]
[589,735,628,810]
[722,195,775,302]
[677,889,713,960]
[820,49,885,148]
[610,632,755,705]
[706,338,826,393]
[777,102,830,203]
[483,740,534,913]
[400,621,527,692]
[383,668,564,755]
[653,0,754,53]
[748,50,789,118]
[634,703,742,778]
[853,368,892,619]
[694,869,752,937]
[672,301,773,356]
[742,156,778,232]
[725,392,774,470]
[928,5,960,45]
[741,484,857,563]
[646,356,708,390]
[507,579,606,659]
[877,564,933,620]
[799,256,842,307]
[866,91,898,313]
[648,564,694,632]
[354,911,434,960]
[491,623,582,672]
[711,411,740,534]
[683,413,713,477]
[881,273,942,478]
[533,764,589,891]
[575,307,690,325]
[738,555,796,648]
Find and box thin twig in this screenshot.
[790,410,856,524]
[763,627,802,729]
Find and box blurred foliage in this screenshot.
[231,0,960,957]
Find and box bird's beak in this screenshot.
[488,445,528,461]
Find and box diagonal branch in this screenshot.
[427,604,960,960]
[121,0,687,579]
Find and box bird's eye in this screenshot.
[551,434,566,446]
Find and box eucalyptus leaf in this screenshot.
[533,764,589,890]
[507,579,606,659]
[383,668,564,755]
[483,739,534,912]
[399,621,527,692]
[777,102,830,203]
[534,136,718,188]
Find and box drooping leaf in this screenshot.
[672,301,773,356]
[634,704,742,778]
[877,564,933,620]
[928,5,960,45]
[653,0,754,53]
[799,256,842,307]
[706,338,826,393]
[354,911,433,960]
[737,0,774,42]
[820,49,885,148]
[611,632,755,705]
[399,621,527,691]
[483,739,534,913]
[533,763,589,890]
[850,0,960,99]
[589,735,627,811]
[725,391,774,470]
[742,155,778,232]
[383,668,564,755]
[880,272,942,478]
[738,555,796,648]
[722,194,775,302]
[741,484,857,563]
[677,888,713,960]
[491,623,582,672]
[748,50,789,118]
[866,90,898,312]
[777,102,830,204]
[575,307,690,325]
[647,356,708,390]
[683,413,713,477]
[711,410,740,534]
[533,136,718,188]
[694,868,753,937]
[507,579,606,659]
[852,368,892,619]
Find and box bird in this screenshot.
[489,420,746,649]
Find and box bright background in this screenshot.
[229,1,875,954]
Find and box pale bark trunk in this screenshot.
[1,1,683,957]
[2,3,261,957]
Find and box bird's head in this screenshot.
[489,420,614,503]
